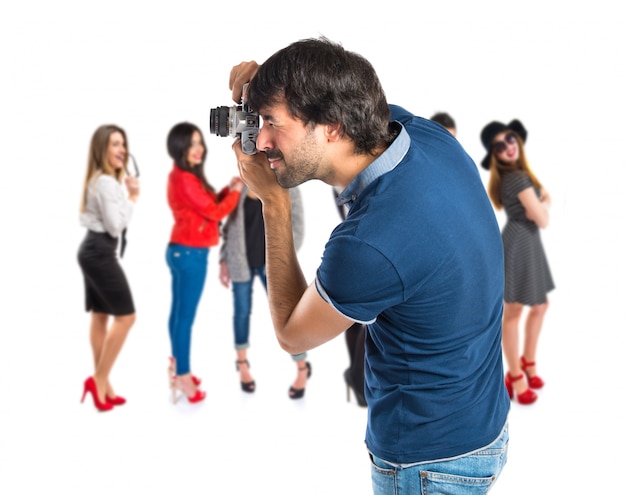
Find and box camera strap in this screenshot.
[120,153,139,259]
[120,229,127,258]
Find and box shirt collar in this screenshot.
[336,122,410,210]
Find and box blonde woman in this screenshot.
[77,124,139,412]
[481,119,554,405]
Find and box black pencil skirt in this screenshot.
[77,230,135,316]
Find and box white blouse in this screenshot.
[79,174,134,239]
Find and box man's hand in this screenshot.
[232,138,289,206]
[229,61,260,103]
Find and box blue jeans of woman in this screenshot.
[370,421,508,495]
[166,243,208,375]
[232,266,306,361]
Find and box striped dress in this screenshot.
[500,171,555,305]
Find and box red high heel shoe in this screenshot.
[106,395,126,406]
[521,356,544,389]
[81,376,113,412]
[171,376,206,404]
[168,357,201,386]
[504,373,537,405]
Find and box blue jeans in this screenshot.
[232,266,267,348]
[370,422,508,495]
[232,266,306,362]
[166,244,208,375]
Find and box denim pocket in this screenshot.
[420,470,496,494]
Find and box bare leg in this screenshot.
[291,359,309,391]
[89,312,109,402]
[522,301,549,378]
[502,302,529,396]
[236,349,254,385]
[92,313,135,401]
[90,312,109,372]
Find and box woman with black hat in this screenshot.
[480,119,554,405]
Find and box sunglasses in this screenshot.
[125,153,140,178]
[493,132,517,154]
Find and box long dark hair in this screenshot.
[167,122,215,194]
[247,37,395,155]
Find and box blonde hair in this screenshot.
[80,125,128,212]
[487,133,543,210]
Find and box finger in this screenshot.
[231,137,245,160]
[228,62,242,90]
[229,61,259,102]
[229,63,246,102]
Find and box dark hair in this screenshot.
[430,112,456,131]
[167,122,215,193]
[247,37,395,155]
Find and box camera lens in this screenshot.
[210,106,230,137]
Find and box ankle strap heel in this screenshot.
[504,372,537,405]
[521,356,544,389]
[236,360,255,393]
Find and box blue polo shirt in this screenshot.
[316,105,509,463]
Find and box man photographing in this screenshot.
[229,37,509,494]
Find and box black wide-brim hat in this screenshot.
[480,119,527,170]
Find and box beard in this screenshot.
[270,128,325,188]
[274,162,317,188]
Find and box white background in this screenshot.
[0,1,624,493]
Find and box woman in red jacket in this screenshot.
[166,122,243,404]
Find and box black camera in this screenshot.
[209,83,259,155]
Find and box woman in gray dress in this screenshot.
[481,119,554,405]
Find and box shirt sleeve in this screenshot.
[315,234,403,324]
[508,171,533,196]
[94,175,134,238]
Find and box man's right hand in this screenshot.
[229,61,260,103]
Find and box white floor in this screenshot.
[1,192,624,494]
[1,3,624,493]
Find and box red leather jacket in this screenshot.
[167,165,240,248]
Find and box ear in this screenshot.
[324,122,343,142]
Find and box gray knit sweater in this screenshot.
[219,186,304,282]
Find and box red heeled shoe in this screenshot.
[504,372,537,405]
[81,377,113,412]
[171,376,206,404]
[521,356,544,389]
[106,395,126,406]
[168,357,201,386]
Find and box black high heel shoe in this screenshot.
[289,361,312,399]
[344,369,367,407]
[236,359,255,393]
